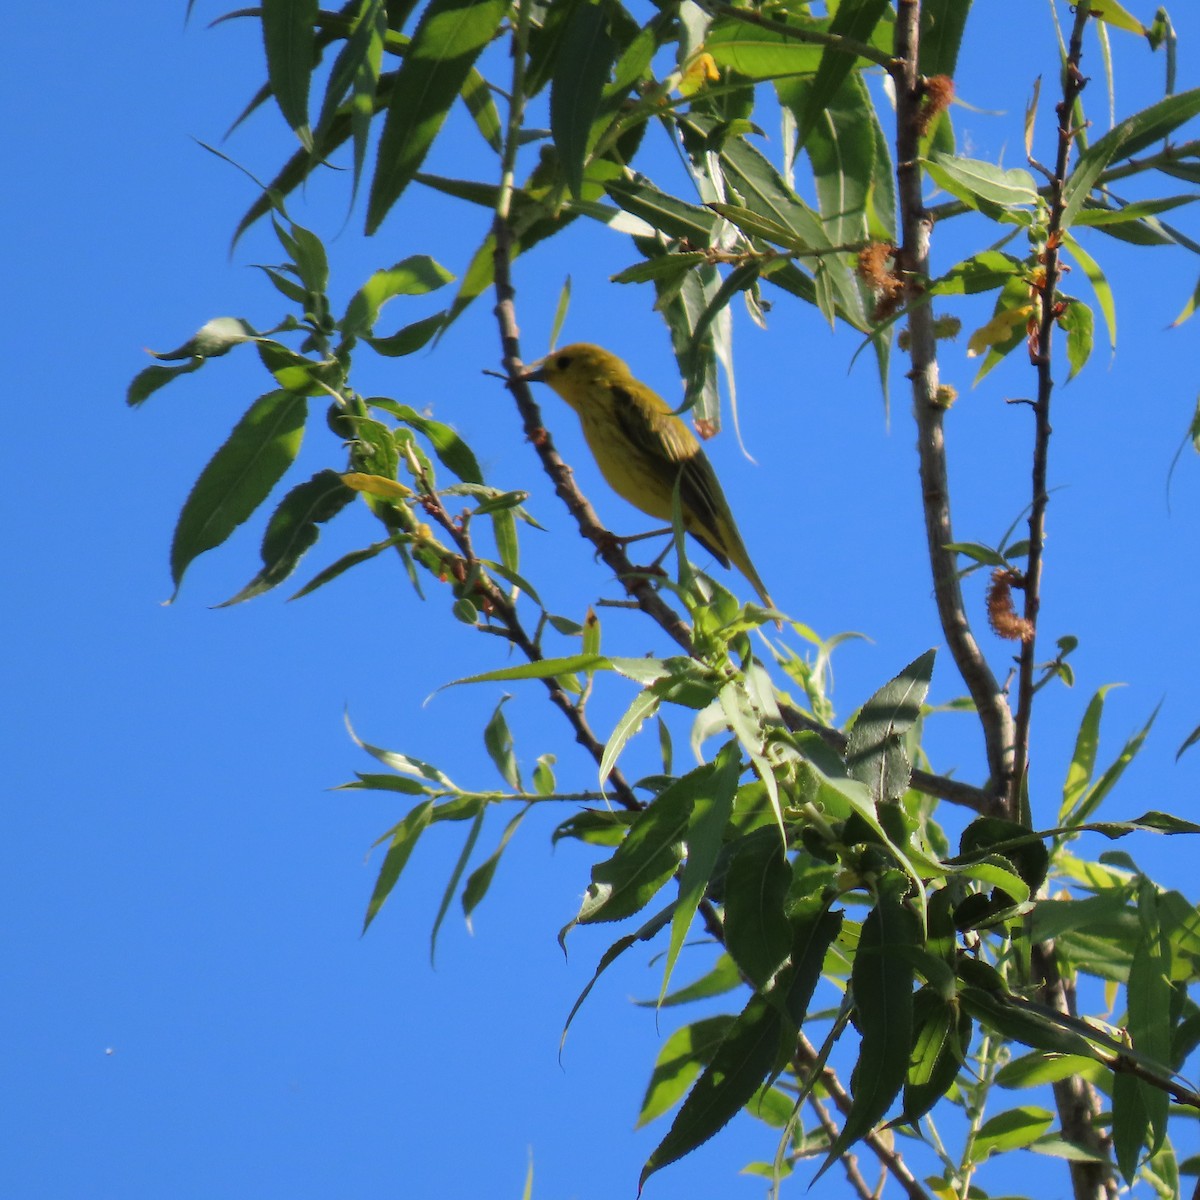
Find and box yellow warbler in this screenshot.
[524,343,774,612]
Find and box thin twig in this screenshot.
[1010,6,1090,807]
[891,0,1014,808]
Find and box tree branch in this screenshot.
[891,0,1014,809]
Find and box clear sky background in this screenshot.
[5,4,1200,1199]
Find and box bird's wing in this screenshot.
[610,384,731,568]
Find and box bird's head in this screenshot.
[521,343,631,408]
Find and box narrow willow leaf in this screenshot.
[1113,882,1172,1180]
[170,390,308,596]
[1064,703,1160,829]
[816,882,918,1178]
[430,803,486,964]
[660,743,742,1002]
[560,902,675,1046]
[217,469,355,606]
[637,1016,735,1127]
[899,992,972,1126]
[363,799,435,931]
[800,0,890,142]
[642,954,743,1010]
[918,0,971,76]
[461,803,531,925]
[723,828,793,988]
[605,176,717,243]
[366,0,508,233]
[551,0,618,197]
[1061,88,1200,228]
[262,0,318,148]
[1062,232,1117,349]
[460,64,502,152]
[600,689,661,785]
[483,695,521,790]
[845,649,933,804]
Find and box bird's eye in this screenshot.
[556,355,572,369]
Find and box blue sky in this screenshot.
[5,4,1200,1198]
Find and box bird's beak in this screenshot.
[520,360,547,383]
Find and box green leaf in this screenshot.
[1089,0,1146,35]
[364,310,447,357]
[429,803,486,964]
[918,0,971,76]
[660,743,742,1002]
[342,255,455,336]
[127,358,205,406]
[926,153,1038,210]
[1059,295,1094,380]
[551,0,618,198]
[703,15,825,80]
[969,1106,1055,1162]
[641,954,743,1010]
[1061,87,1200,228]
[170,390,308,597]
[1062,702,1160,830]
[217,469,355,605]
[845,649,933,804]
[363,799,434,931]
[816,880,918,1177]
[262,0,318,149]
[723,828,793,989]
[637,1016,735,1126]
[1113,881,1172,1180]
[899,991,972,1126]
[367,398,484,482]
[366,0,507,233]
[482,695,521,790]
[800,0,890,142]
[931,250,1023,296]
[641,991,783,1187]
[570,765,713,926]
[1062,232,1117,350]
[461,803,530,924]
[995,1051,1106,1090]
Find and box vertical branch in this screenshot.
[1010,5,1091,805]
[892,0,1014,807]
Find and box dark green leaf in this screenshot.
[641,992,783,1187]
[551,0,618,197]
[637,1016,735,1127]
[217,469,355,606]
[342,255,455,336]
[262,0,318,148]
[918,0,971,76]
[170,390,308,596]
[430,803,486,964]
[815,884,917,1178]
[969,1106,1054,1162]
[572,762,718,926]
[365,310,447,356]
[723,828,793,988]
[366,0,508,233]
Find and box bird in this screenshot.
[523,342,775,614]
